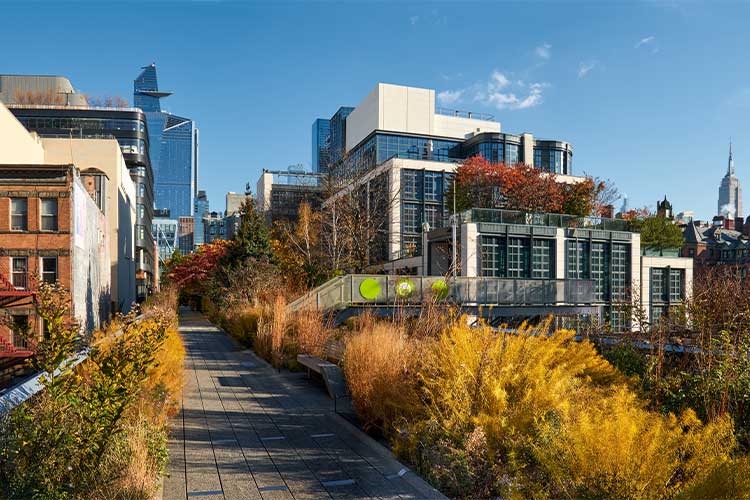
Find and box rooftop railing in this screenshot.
[456,208,634,232]
[435,107,496,122]
[6,103,142,113]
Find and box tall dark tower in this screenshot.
[718,141,742,218]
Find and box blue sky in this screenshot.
[2,1,748,219]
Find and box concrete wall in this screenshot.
[0,101,44,164]
[433,114,500,139]
[345,83,500,151]
[0,75,87,106]
[640,254,693,326]
[255,171,273,212]
[71,175,111,332]
[43,138,136,312]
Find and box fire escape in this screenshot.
[0,261,36,359]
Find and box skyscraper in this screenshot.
[134,64,197,218]
[328,106,354,166]
[718,142,742,218]
[193,190,209,247]
[311,118,330,173]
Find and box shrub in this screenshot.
[343,322,421,432]
[384,319,741,499]
[0,284,183,500]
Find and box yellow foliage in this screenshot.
[378,318,741,498]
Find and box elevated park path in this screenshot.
[163,308,446,500]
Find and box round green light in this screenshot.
[395,278,416,298]
[431,279,449,300]
[359,278,381,300]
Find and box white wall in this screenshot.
[0,101,44,164]
[345,83,500,151]
[43,138,136,312]
[433,114,500,139]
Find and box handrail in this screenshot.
[287,274,595,314]
[0,314,145,417]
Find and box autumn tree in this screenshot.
[272,202,329,289]
[450,156,619,217]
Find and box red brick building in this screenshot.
[0,164,110,362]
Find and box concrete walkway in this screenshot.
[163,308,446,500]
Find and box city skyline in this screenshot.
[1,1,749,220]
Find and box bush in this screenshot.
[343,322,421,432]
[343,317,747,499]
[0,284,184,499]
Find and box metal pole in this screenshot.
[451,177,457,282]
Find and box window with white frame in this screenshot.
[10,198,27,231]
[40,198,58,231]
[11,257,27,289]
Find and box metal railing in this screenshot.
[0,314,145,417]
[435,107,496,121]
[456,208,633,232]
[288,274,595,313]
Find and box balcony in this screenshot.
[456,208,633,233]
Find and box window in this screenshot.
[401,170,422,200]
[611,244,629,301]
[10,198,27,231]
[10,315,28,349]
[11,257,27,289]
[669,269,683,302]
[505,144,519,165]
[566,240,589,279]
[41,257,57,284]
[591,242,610,302]
[507,238,530,278]
[402,202,421,233]
[651,268,665,303]
[531,239,553,278]
[481,236,506,277]
[424,172,443,202]
[40,198,58,231]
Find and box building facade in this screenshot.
[0,74,88,107]
[42,138,137,312]
[177,216,194,255]
[134,64,198,218]
[312,118,330,173]
[153,213,178,273]
[6,102,155,301]
[0,164,111,353]
[421,208,692,331]
[193,190,209,247]
[255,169,325,223]
[718,142,742,218]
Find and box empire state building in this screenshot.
[718,142,742,218]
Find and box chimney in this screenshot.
[724,217,735,230]
[601,204,614,219]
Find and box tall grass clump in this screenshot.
[342,322,420,432]
[344,317,749,499]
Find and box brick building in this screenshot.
[0,164,110,360]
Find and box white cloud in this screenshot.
[409,15,419,25]
[635,36,655,48]
[578,61,597,78]
[535,43,552,59]
[437,89,463,106]
[490,71,511,89]
[474,72,549,110]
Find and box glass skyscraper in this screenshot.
[193,190,209,247]
[134,64,197,218]
[311,118,330,173]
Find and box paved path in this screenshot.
[163,308,446,500]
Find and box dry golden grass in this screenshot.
[343,322,421,432]
[288,308,334,358]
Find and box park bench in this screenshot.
[297,339,349,409]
